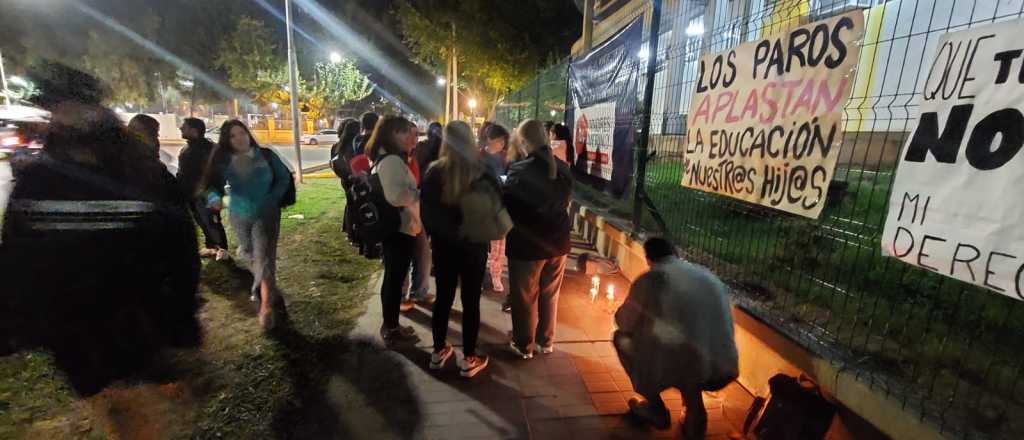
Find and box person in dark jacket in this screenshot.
[420,121,494,378]
[352,112,379,156]
[503,119,574,359]
[334,118,361,243]
[178,117,228,259]
[414,122,442,174]
[0,63,200,396]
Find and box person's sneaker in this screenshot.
[508,341,534,360]
[628,397,671,430]
[215,248,229,261]
[380,325,418,343]
[459,354,489,378]
[501,298,512,314]
[410,288,436,305]
[250,294,258,303]
[400,299,415,312]
[430,345,454,370]
[540,344,555,355]
[199,248,217,258]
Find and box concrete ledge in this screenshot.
[570,199,944,440]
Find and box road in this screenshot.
[161,144,333,173]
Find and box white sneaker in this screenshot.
[430,345,454,370]
[540,344,555,355]
[459,354,489,378]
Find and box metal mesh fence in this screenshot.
[498,1,1024,438]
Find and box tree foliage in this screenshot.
[303,58,374,120]
[393,0,580,118]
[216,16,290,105]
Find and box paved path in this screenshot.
[344,236,754,439]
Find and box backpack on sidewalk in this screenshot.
[745,374,836,440]
[458,175,512,243]
[350,155,401,254]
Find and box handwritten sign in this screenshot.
[881,19,1024,300]
[683,11,864,218]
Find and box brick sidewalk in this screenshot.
[348,239,753,439]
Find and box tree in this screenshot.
[303,58,374,120]
[393,0,581,119]
[216,16,290,106]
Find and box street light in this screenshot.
[329,51,342,64]
[436,76,446,87]
[468,98,477,110]
[550,110,557,117]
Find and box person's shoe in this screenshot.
[540,344,555,355]
[459,354,489,378]
[380,325,418,344]
[199,248,217,258]
[215,248,229,261]
[410,289,436,305]
[628,397,671,430]
[250,294,258,303]
[400,299,415,312]
[508,341,534,360]
[430,345,454,370]
[501,298,512,313]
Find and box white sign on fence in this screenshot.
[573,102,616,180]
[881,18,1024,300]
[682,11,865,218]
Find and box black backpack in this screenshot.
[746,374,836,440]
[350,155,401,248]
[260,148,297,208]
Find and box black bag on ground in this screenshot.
[750,374,836,440]
[350,155,401,252]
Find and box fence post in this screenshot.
[632,0,663,232]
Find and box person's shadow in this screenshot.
[204,260,425,439]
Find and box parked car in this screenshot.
[301,129,338,145]
[0,105,49,157]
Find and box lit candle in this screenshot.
[606,284,615,301]
[591,275,600,288]
[589,287,598,302]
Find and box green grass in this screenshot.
[0,179,380,439]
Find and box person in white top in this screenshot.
[614,237,739,438]
[366,115,422,344]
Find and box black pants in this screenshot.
[341,182,355,241]
[431,240,488,356]
[190,199,227,249]
[381,233,416,329]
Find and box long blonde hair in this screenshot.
[516,119,556,179]
[433,121,485,205]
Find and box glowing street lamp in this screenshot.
[329,51,343,63]
[468,98,477,110]
[550,110,557,118]
[436,76,447,87]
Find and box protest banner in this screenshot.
[568,18,643,197]
[881,18,1024,300]
[682,11,864,218]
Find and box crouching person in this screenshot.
[613,238,738,439]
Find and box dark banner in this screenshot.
[567,18,644,197]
